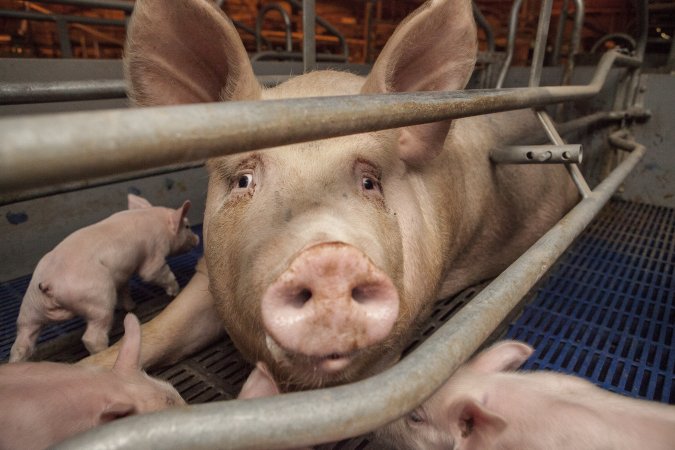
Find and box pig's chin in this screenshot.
[266,335,365,385]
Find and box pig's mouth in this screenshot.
[266,335,360,377]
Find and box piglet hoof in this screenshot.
[165,282,180,297]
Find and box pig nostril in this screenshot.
[291,288,312,307]
[352,285,376,304]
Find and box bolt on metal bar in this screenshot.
[0,80,126,105]
[529,0,554,87]
[54,135,646,450]
[496,0,524,88]
[0,49,641,195]
[302,0,316,73]
[536,110,591,197]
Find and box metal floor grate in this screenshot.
[0,200,672,448]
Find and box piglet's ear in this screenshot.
[125,0,261,106]
[455,397,506,448]
[362,0,477,165]
[467,341,534,374]
[112,314,142,375]
[170,200,192,234]
[238,362,281,399]
[127,193,152,210]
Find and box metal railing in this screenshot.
[2,1,650,448]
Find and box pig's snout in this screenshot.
[261,243,399,372]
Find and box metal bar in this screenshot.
[496,0,524,88]
[0,9,126,26]
[55,136,646,450]
[552,0,569,65]
[537,110,591,197]
[590,33,637,53]
[55,17,73,58]
[472,2,495,53]
[626,0,648,107]
[288,0,349,62]
[491,144,582,164]
[255,3,293,53]
[302,0,316,72]
[529,0,554,87]
[0,80,126,105]
[249,51,346,63]
[0,49,642,194]
[34,0,134,12]
[561,0,585,86]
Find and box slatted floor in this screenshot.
[0,199,672,448]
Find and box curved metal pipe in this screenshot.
[590,32,637,53]
[496,0,525,88]
[255,3,293,53]
[472,2,495,53]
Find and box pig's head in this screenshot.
[110,314,186,414]
[375,341,533,449]
[124,0,477,388]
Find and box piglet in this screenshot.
[239,362,312,450]
[377,340,675,450]
[10,194,199,362]
[0,313,185,450]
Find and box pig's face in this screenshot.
[124,0,477,388]
[204,132,414,387]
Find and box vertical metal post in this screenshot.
[529,0,554,87]
[496,0,524,88]
[302,0,316,73]
[561,0,585,86]
[625,0,648,107]
[552,0,569,65]
[55,17,73,58]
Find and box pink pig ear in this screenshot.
[238,362,281,399]
[112,314,142,375]
[467,341,534,374]
[170,200,192,234]
[128,193,153,210]
[98,402,136,424]
[454,397,507,447]
[124,0,261,106]
[361,0,477,166]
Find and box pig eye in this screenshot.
[407,409,426,425]
[237,174,254,189]
[362,177,375,190]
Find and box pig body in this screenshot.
[378,341,675,450]
[84,0,577,390]
[9,194,199,362]
[0,314,185,450]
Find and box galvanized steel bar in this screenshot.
[302,0,316,72]
[560,0,585,87]
[0,50,642,194]
[54,134,646,450]
[537,109,591,197]
[552,0,569,65]
[490,144,582,164]
[0,80,126,105]
[496,0,524,88]
[529,0,554,87]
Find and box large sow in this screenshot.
[85,0,577,390]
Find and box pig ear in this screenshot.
[467,341,534,374]
[455,397,507,446]
[112,314,142,375]
[127,194,153,210]
[238,362,281,399]
[361,0,476,165]
[99,402,136,424]
[170,200,192,234]
[125,0,261,106]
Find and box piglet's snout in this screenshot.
[261,243,399,362]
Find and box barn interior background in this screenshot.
[0,1,673,449]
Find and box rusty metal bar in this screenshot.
[0,50,641,194]
[54,132,646,450]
